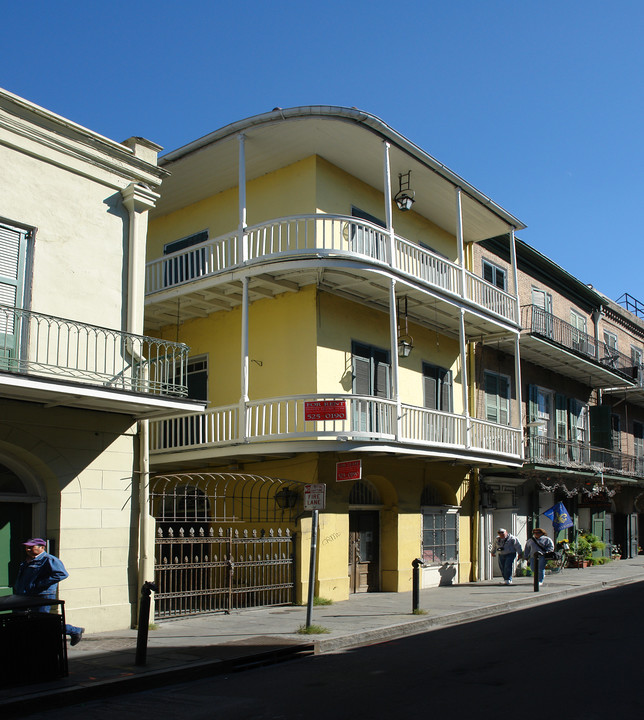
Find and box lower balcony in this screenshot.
[149,393,522,464]
[526,435,644,479]
[0,303,202,418]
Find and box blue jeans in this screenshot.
[530,555,546,583]
[498,552,516,581]
[34,595,82,636]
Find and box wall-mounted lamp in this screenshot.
[274,486,299,509]
[394,171,415,212]
[398,296,414,357]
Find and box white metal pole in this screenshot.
[455,188,466,299]
[515,331,524,458]
[389,277,402,440]
[240,276,249,441]
[238,133,248,262]
[459,308,471,447]
[509,227,520,325]
[383,142,395,266]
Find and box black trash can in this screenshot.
[0,595,68,685]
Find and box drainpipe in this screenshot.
[591,308,602,361]
[120,147,161,610]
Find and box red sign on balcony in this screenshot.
[304,400,347,421]
[336,459,362,483]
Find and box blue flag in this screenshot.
[544,502,573,530]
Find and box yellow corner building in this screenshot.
[144,107,526,616]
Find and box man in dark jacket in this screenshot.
[14,538,85,645]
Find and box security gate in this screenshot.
[151,472,301,619]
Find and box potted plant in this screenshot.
[567,535,592,568]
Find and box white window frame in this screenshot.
[421,506,459,566]
[482,259,507,291]
[484,371,511,426]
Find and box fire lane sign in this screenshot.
[336,459,362,482]
[304,400,347,421]
[304,484,326,510]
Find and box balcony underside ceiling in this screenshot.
[0,373,205,419]
[602,385,644,409]
[149,439,523,473]
[496,334,634,389]
[145,261,517,340]
[153,112,523,243]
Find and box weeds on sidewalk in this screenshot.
[412,608,428,615]
[297,624,331,635]
[313,596,333,606]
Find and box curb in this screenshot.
[312,574,644,654]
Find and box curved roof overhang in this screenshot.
[153,106,525,244]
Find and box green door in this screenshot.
[0,503,32,597]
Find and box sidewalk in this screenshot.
[3,557,644,715]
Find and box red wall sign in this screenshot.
[336,459,362,482]
[304,400,347,421]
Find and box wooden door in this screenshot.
[348,511,379,593]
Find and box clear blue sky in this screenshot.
[3,1,642,304]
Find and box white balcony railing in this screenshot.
[0,303,190,397]
[146,215,518,323]
[149,393,522,458]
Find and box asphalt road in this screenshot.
[22,582,644,720]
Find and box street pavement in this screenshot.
[2,557,644,716]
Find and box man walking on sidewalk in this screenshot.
[491,528,522,585]
[14,538,85,646]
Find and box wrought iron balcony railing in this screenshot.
[149,393,522,459]
[0,303,190,397]
[526,435,644,478]
[522,305,640,380]
[145,215,518,323]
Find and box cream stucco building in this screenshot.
[0,88,202,631]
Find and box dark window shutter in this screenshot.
[589,405,612,449]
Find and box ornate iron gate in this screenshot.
[151,472,301,619]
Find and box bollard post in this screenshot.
[135,581,158,666]
[533,552,541,593]
[412,558,423,612]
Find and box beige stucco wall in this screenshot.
[0,399,138,631]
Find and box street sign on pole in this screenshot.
[304,483,326,510]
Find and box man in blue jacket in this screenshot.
[14,538,85,646]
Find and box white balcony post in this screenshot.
[389,277,402,440]
[383,141,395,267]
[238,133,248,263]
[509,227,520,325]
[240,276,249,441]
[459,308,471,447]
[514,331,524,458]
[455,187,466,299]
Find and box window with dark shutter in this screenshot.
[423,363,453,412]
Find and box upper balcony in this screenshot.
[148,392,522,469]
[0,303,204,418]
[526,435,644,482]
[513,305,638,388]
[144,215,519,340]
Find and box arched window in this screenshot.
[0,463,27,494]
[349,480,381,506]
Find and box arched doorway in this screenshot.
[150,472,305,618]
[0,459,45,597]
[348,480,382,593]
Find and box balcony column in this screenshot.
[389,277,402,440]
[238,133,248,263]
[240,276,249,441]
[458,308,471,447]
[509,227,520,325]
[383,141,395,267]
[455,188,466,299]
[514,331,524,458]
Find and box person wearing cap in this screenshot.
[490,528,523,585]
[524,528,555,586]
[13,538,85,646]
